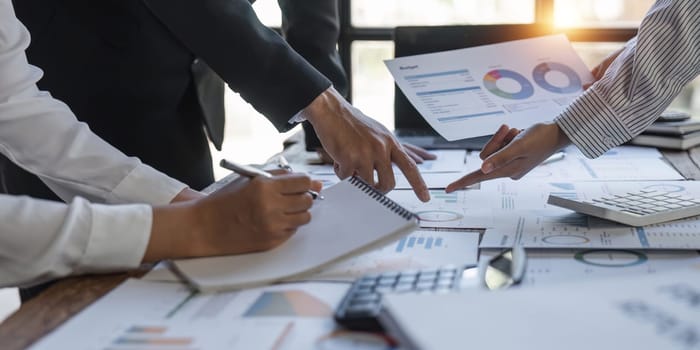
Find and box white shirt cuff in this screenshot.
[108,164,188,205]
[78,203,153,271]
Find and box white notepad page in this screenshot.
[171,177,419,292]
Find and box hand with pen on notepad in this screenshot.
[147,171,323,260]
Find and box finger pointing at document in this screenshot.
[303,87,431,202]
[446,123,571,193]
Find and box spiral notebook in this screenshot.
[170,177,419,292]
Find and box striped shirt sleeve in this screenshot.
[556,0,700,158]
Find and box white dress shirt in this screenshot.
[0,0,188,287]
[556,0,700,158]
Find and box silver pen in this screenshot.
[220,159,323,200]
[541,151,566,165]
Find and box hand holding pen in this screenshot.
[220,158,324,200]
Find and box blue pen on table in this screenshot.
[220,159,324,200]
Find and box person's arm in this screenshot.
[0,1,318,287]
[0,0,187,205]
[447,0,700,191]
[558,2,699,157]
[142,0,430,201]
[142,0,331,131]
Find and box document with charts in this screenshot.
[480,181,700,249]
[302,229,480,281]
[480,249,700,286]
[30,279,375,350]
[385,34,593,140]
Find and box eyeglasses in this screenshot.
[453,246,527,291]
[481,246,527,290]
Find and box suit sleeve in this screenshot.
[142,0,332,132]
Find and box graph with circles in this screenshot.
[482,69,535,100]
[483,62,582,100]
[532,62,582,94]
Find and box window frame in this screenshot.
[336,0,638,101]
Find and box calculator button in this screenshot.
[381,272,400,279]
[439,275,455,283]
[415,282,435,291]
[352,293,380,303]
[420,271,438,278]
[397,276,416,284]
[436,280,453,288]
[375,286,394,293]
[664,204,683,209]
[358,278,376,286]
[621,210,643,216]
[344,304,379,316]
[377,279,395,287]
[356,286,374,294]
[394,284,415,293]
[399,270,419,277]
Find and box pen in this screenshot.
[541,151,566,165]
[277,155,292,171]
[220,159,323,200]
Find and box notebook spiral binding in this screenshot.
[348,176,417,221]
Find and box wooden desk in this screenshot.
[1,145,699,349]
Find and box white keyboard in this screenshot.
[547,189,700,226]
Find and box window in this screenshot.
[553,0,655,28]
[214,0,699,179]
[351,0,535,27]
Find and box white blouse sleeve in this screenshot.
[0,0,188,287]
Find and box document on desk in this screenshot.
[300,229,480,281]
[296,150,477,189]
[30,279,377,350]
[387,179,580,229]
[385,34,594,140]
[29,279,291,350]
[379,266,700,350]
[481,181,700,249]
[171,177,419,292]
[481,248,700,286]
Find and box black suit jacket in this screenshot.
[6,0,330,197]
[277,0,348,151]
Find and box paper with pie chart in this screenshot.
[385,34,594,140]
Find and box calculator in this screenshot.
[548,189,700,226]
[334,265,479,331]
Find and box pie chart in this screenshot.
[483,69,535,100]
[532,62,582,94]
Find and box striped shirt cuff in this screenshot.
[555,89,633,158]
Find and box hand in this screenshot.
[445,123,570,192]
[170,188,205,202]
[583,46,625,90]
[304,87,430,202]
[315,143,437,165]
[145,172,321,261]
